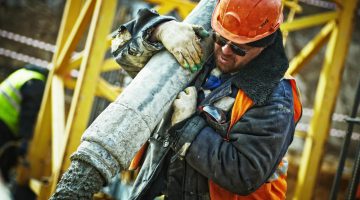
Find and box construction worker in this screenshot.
[0,64,48,182]
[51,0,302,199]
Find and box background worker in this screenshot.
[51,0,302,199]
[0,64,48,183]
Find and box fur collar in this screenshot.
[215,30,289,105]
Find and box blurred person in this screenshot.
[0,64,48,182]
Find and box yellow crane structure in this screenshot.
[17,0,358,199]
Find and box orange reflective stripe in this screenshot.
[209,180,237,200]
[267,175,287,200]
[129,142,148,170]
[289,79,302,123]
[227,90,254,140]
[268,158,288,182]
[242,175,287,200]
[210,175,286,200]
[284,75,302,123]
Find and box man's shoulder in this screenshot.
[21,79,46,97]
[268,79,293,101]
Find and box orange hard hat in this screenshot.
[211,0,283,44]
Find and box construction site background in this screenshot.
[0,0,359,199]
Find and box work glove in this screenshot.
[153,20,210,72]
[171,86,197,126]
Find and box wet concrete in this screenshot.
[50,160,104,200]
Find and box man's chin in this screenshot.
[216,61,245,74]
[216,63,231,74]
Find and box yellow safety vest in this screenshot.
[0,68,45,135]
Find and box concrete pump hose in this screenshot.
[51,0,216,199]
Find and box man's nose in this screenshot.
[221,43,233,55]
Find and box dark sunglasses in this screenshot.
[213,32,248,56]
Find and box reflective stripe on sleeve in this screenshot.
[0,88,20,112]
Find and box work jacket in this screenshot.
[112,8,302,200]
[0,67,46,136]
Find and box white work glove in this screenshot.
[171,86,197,126]
[153,21,210,72]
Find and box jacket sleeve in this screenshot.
[19,79,45,140]
[111,8,175,78]
[184,82,295,195]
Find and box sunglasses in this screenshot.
[213,32,248,56]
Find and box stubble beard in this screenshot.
[215,55,244,74]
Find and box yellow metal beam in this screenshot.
[59,0,117,181]
[46,0,117,196]
[26,85,52,179]
[106,34,112,48]
[101,58,121,72]
[26,0,84,182]
[63,76,76,90]
[36,1,84,199]
[281,11,339,32]
[29,178,43,195]
[66,52,83,71]
[51,75,65,174]
[53,1,85,54]
[146,0,196,19]
[177,3,196,19]
[66,56,120,74]
[283,0,302,13]
[63,74,122,102]
[153,4,176,16]
[146,0,196,9]
[54,0,96,75]
[96,78,122,102]
[282,0,299,44]
[287,21,334,75]
[293,0,359,199]
[29,178,51,200]
[59,34,113,75]
[25,0,119,198]
[294,130,307,139]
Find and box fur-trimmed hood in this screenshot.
[231,30,288,105]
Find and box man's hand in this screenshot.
[153,21,209,72]
[171,86,197,126]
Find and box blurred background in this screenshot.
[0,0,359,199]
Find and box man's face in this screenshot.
[214,36,264,74]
